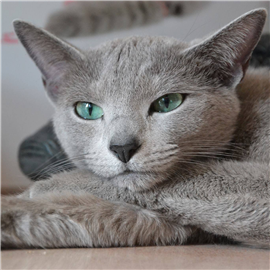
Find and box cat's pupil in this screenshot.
[88,104,93,115]
[163,95,170,108]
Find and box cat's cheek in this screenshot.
[52,109,124,177]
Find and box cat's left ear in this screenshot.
[13,20,85,103]
[185,8,267,88]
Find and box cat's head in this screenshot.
[14,9,266,191]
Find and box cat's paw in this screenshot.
[1,196,34,248]
[18,180,56,199]
[1,199,17,248]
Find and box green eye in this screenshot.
[151,93,183,113]
[75,102,104,120]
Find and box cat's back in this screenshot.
[233,67,270,163]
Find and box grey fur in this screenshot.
[45,1,206,37]
[2,9,269,249]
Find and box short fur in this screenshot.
[45,1,205,37]
[1,9,269,249]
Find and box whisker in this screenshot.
[29,152,92,179]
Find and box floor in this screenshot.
[2,245,269,269]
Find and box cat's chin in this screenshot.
[108,171,164,192]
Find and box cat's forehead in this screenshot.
[82,36,190,102]
[93,36,189,66]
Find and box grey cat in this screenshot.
[45,1,205,37]
[1,8,269,249]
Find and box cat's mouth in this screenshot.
[117,169,136,176]
[115,169,137,177]
[109,169,147,180]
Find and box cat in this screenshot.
[1,8,269,249]
[45,1,205,37]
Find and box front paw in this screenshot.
[1,196,33,248]
[18,180,56,199]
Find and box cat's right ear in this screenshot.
[183,9,267,89]
[13,20,85,103]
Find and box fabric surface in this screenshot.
[2,245,270,269]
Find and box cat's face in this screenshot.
[53,37,240,190]
[14,9,266,191]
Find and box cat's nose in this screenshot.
[110,141,140,163]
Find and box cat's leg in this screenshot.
[1,194,193,249]
[18,169,106,199]
[164,161,270,248]
[167,195,269,248]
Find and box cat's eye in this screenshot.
[151,93,183,113]
[75,102,104,120]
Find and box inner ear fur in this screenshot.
[13,20,85,103]
[184,9,267,88]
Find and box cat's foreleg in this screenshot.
[18,169,108,199]
[164,160,270,248]
[1,194,193,249]
[168,195,269,248]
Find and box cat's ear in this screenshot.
[13,20,85,102]
[185,9,267,88]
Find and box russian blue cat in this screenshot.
[2,8,269,249]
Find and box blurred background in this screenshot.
[2,1,269,193]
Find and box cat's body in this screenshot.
[45,1,204,37]
[1,9,269,249]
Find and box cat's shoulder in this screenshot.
[237,67,270,101]
[234,67,269,162]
